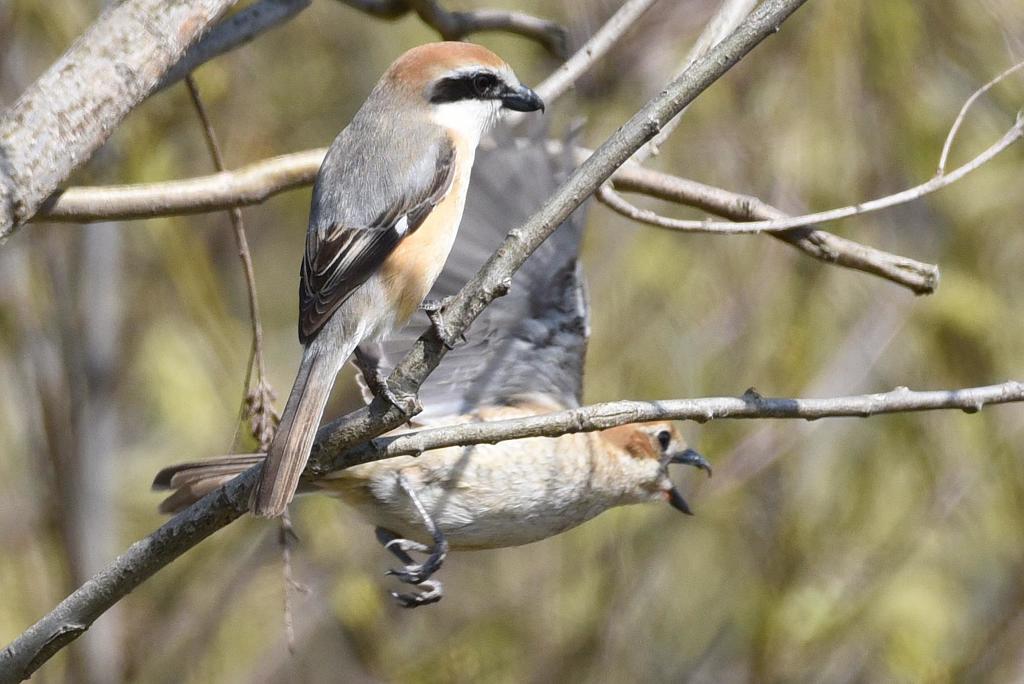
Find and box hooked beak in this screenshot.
[664,448,712,516]
[502,84,544,112]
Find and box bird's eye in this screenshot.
[472,73,497,96]
[657,430,672,451]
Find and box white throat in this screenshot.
[430,99,499,149]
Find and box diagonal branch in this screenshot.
[632,0,757,163]
[0,0,239,243]
[0,1,810,678]
[159,0,312,92]
[518,0,660,107]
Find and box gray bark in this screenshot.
[0,0,238,242]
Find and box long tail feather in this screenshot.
[152,454,266,514]
[250,340,352,517]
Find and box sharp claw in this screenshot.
[392,579,443,608]
[376,383,421,418]
[385,538,429,554]
[420,296,464,349]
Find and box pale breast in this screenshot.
[318,407,628,550]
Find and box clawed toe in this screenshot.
[384,541,447,585]
[420,297,465,349]
[375,481,449,608]
[384,538,429,555]
[378,383,422,418]
[391,580,443,608]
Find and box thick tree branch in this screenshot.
[0,0,239,243]
[0,1,809,677]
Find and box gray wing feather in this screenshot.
[299,102,456,343]
[357,137,589,422]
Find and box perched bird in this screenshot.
[250,42,544,517]
[154,141,710,607]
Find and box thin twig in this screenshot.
[599,116,1024,234]
[0,2,810,677]
[531,0,659,105]
[183,76,278,450]
[601,162,939,294]
[632,0,757,163]
[938,58,1024,174]
[337,0,567,56]
[278,510,300,656]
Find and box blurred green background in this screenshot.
[1,0,1023,681]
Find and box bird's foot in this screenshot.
[376,528,448,608]
[420,297,465,350]
[375,475,449,608]
[353,346,422,418]
[376,381,422,419]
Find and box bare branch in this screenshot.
[354,381,1024,462]
[633,0,757,163]
[34,142,937,294]
[183,76,278,451]
[938,58,1024,174]
[337,0,567,56]
[0,1,809,676]
[604,163,940,294]
[0,0,239,243]
[160,0,312,92]
[530,0,659,105]
[599,115,1024,234]
[38,149,325,222]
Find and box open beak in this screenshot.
[502,85,544,112]
[665,448,712,516]
[669,448,712,476]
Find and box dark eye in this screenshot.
[472,73,497,96]
[657,430,671,451]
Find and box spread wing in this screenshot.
[356,137,589,423]
[299,133,456,343]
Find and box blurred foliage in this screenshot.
[1,0,1024,681]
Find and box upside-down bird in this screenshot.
[249,42,544,517]
[154,140,710,606]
